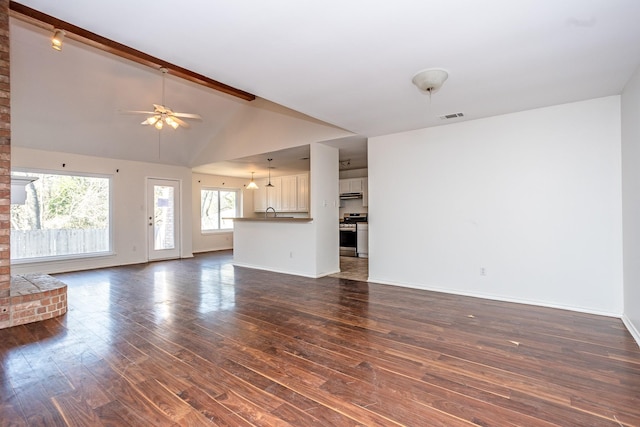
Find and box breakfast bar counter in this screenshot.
[227,217,313,223]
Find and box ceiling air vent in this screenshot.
[439,112,464,120]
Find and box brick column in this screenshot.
[0,0,11,307]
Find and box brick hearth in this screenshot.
[0,275,67,328]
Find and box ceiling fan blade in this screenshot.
[172,112,202,120]
[121,110,157,115]
[170,116,190,128]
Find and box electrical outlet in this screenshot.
[480,267,486,276]
[290,251,293,258]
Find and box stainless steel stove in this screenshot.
[339,213,367,257]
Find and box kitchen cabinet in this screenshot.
[280,175,297,211]
[254,177,281,211]
[339,177,368,207]
[339,179,350,194]
[296,173,309,212]
[254,173,309,213]
[339,178,364,194]
[253,179,267,211]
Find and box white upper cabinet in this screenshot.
[253,178,268,212]
[339,179,350,194]
[280,175,298,211]
[296,173,309,212]
[339,178,364,194]
[253,177,281,211]
[254,173,309,213]
[339,177,368,207]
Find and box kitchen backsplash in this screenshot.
[339,198,368,218]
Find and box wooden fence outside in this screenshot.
[11,229,109,259]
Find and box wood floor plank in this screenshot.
[178,385,256,427]
[1,250,639,426]
[0,388,27,427]
[85,362,177,426]
[59,364,112,410]
[52,389,104,427]
[13,381,67,427]
[94,399,157,427]
[134,378,197,423]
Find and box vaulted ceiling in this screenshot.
[9,0,640,177]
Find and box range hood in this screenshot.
[340,192,363,200]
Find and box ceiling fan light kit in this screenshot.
[412,68,449,93]
[126,67,202,130]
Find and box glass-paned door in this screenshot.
[147,178,180,260]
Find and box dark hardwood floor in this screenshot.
[1,251,639,426]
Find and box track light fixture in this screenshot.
[51,29,65,51]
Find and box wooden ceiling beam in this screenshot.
[8,1,256,102]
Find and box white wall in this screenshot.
[11,147,193,274]
[369,97,623,316]
[191,172,255,254]
[310,143,340,276]
[622,65,640,344]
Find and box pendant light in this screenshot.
[246,172,259,190]
[266,158,274,187]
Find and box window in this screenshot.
[201,188,239,232]
[11,171,111,261]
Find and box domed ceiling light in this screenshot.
[412,68,449,94]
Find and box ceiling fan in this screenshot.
[124,67,202,130]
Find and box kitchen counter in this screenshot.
[225,217,313,223]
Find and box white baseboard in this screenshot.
[232,261,329,279]
[622,315,640,348]
[367,276,621,318]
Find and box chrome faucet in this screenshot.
[265,206,277,218]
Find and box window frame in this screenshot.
[10,168,114,264]
[200,187,241,234]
